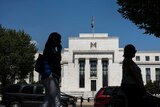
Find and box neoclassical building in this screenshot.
[33,33,160,98]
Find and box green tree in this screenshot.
[145,81,155,94]
[145,81,160,95]
[117,0,160,37]
[0,25,37,93]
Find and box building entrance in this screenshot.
[91,80,96,91]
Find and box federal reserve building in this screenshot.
[33,33,160,98]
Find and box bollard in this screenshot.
[87,98,90,102]
[80,97,83,107]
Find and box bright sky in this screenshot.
[0,0,160,51]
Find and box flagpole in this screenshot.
[91,16,94,37]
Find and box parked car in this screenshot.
[1,84,77,107]
[60,92,77,107]
[94,86,160,107]
[94,86,125,107]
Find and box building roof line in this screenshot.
[69,36,119,39]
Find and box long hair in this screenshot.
[45,32,61,48]
[43,32,61,56]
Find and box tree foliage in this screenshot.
[117,0,160,37]
[145,81,160,94]
[0,25,37,92]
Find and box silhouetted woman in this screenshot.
[40,32,62,107]
[121,44,146,107]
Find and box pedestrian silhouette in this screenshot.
[121,44,146,107]
[39,32,62,107]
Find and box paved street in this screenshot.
[0,105,93,107]
[0,101,94,107]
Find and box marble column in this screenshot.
[97,58,102,90]
[85,58,90,91]
[108,58,112,86]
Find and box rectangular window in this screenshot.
[6,85,21,93]
[145,56,150,61]
[91,80,96,91]
[90,59,97,77]
[136,56,140,61]
[29,72,33,83]
[79,59,85,88]
[155,56,159,61]
[146,68,151,83]
[102,60,108,87]
[36,86,45,94]
[155,68,160,81]
[22,86,34,94]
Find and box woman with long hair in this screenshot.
[40,32,62,107]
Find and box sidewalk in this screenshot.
[76,101,94,106]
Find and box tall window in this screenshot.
[91,80,96,91]
[136,56,140,61]
[102,60,108,87]
[146,68,151,83]
[155,56,159,61]
[79,59,85,88]
[145,56,150,61]
[155,68,160,81]
[90,59,97,77]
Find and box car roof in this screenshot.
[103,86,119,88]
[6,84,43,87]
[6,83,43,87]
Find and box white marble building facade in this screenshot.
[32,33,160,97]
[60,33,160,97]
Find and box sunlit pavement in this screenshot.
[74,101,94,107]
